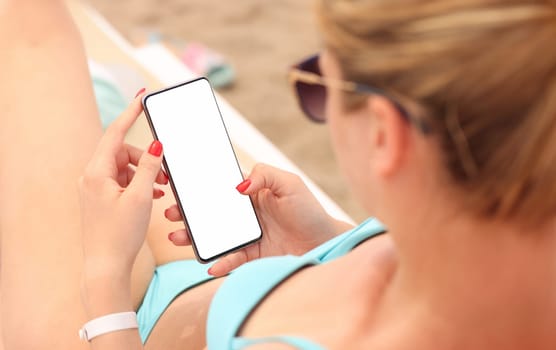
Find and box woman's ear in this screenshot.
[367,95,410,177]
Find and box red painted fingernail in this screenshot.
[162,171,169,183]
[208,267,215,276]
[235,179,251,193]
[158,189,165,196]
[148,140,163,156]
[168,232,174,241]
[135,87,146,98]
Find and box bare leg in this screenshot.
[0,1,155,348]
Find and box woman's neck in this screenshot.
[375,214,556,349]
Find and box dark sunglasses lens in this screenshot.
[296,82,326,123]
[296,56,326,123]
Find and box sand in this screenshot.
[89,0,367,221]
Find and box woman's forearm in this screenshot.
[82,267,133,318]
[81,268,144,349]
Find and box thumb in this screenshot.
[239,163,292,197]
[208,250,248,277]
[129,140,164,195]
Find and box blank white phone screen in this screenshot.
[143,78,261,262]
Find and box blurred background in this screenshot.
[90,0,367,221]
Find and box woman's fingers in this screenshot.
[125,144,168,185]
[240,163,298,196]
[156,169,169,185]
[98,95,145,156]
[127,141,164,198]
[208,250,248,277]
[125,144,144,165]
[87,96,145,179]
[164,204,183,222]
[153,188,165,199]
[168,229,191,246]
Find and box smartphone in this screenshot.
[142,78,262,263]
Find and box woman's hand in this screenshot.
[166,163,353,276]
[78,95,167,279]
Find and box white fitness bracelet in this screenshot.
[78,311,138,342]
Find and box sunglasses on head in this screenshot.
[288,54,430,134]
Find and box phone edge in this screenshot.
[141,78,263,264]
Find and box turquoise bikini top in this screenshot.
[207,218,387,349]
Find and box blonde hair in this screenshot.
[317,0,556,225]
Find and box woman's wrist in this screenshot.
[81,263,134,319]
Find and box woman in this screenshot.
[1,0,556,349]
